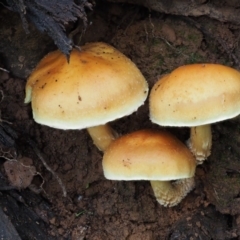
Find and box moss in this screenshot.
[186,52,205,64]
[187,33,200,42]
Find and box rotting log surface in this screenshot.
[108,0,240,25]
[0,206,21,240]
[4,0,92,55]
[0,189,56,240]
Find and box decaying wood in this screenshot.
[0,189,56,239]
[3,0,93,55]
[0,207,21,240]
[109,0,240,25]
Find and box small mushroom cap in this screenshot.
[150,64,240,127]
[102,129,196,181]
[25,42,148,129]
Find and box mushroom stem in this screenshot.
[187,124,212,164]
[87,124,118,152]
[150,177,195,207]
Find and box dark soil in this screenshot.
[1,1,240,239]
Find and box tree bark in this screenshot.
[108,0,240,24]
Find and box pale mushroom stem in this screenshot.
[87,124,118,152]
[187,124,212,164]
[150,177,195,207]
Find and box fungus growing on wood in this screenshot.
[25,42,148,151]
[102,129,196,207]
[150,64,240,164]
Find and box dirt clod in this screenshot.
[3,157,36,189]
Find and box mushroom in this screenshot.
[149,64,240,164]
[102,129,196,207]
[25,42,148,151]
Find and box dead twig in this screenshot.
[0,67,9,73]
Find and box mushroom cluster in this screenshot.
[102,63,240,207]
[150,64,240,164]
[25,44,240,208]
[25,42,149,151]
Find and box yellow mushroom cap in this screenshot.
[102,129,196,181]
[150,64,240,127]
[25,42,148,129]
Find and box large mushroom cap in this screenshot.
[25,42,148,129]
[150,64,240,127]
[102,129,196,181]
